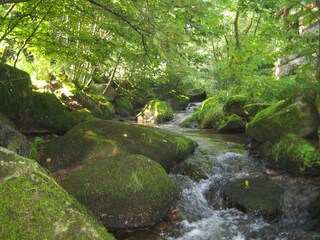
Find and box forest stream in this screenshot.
[124,112,320,240]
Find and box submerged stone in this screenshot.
[60,154,177,229]
[223,177,284,220]
[0,147,115,240]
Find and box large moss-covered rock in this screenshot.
[197,97,224,129]
[223,95,247,118]
[0,121,31,157]
[271,133,320,176]
[41,120,197,173]
[217,114,246,134]
[115,96,134,117]
[30,92,76,133]
[0,63,32,120]
[246,97,319,143]
[0,147,115,240]
[137,100,173,124]
[60,154,177,229]
[223,177,284,220]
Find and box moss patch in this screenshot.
[243,103,270,119]
[0,63,32,120]
[60,154,177,229]
[272,133,320,175]
[179,110,199,128]
[30,92,76,133]
[217,114,246,134]
[0,147,115,240]
[41,120,197,173]
[197,97,224,129]
[115,96,134,117]
[223,95,247,117]
[246,98,319,142]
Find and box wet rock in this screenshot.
[246,96,319,143]
[217,114,246,134]
[0,147,115,240]
[271,133,320,176]
[137,100,173,124]
[60,154,177,229]
[0,63,32,120]
[41,120,197,173]
[180,162,208,181]
[0,120,30,157]
[222,177,284,220]
[309,194,320,231]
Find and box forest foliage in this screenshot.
[0,0,319,105]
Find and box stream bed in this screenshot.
[123,113,320,240]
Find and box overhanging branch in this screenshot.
[0,0,29,4]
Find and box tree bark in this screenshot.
[234,10,241,50]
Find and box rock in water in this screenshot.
[222,177,284,220]
[60,154,178,229]
[0,147,115,239]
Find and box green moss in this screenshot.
[179,111,199,128]
[60,154,177,229]
[41,120,197,173]
[30,92,76,133]
[115,96,134,117]
[0,63,32,119]
[70,108,97,125]
[0,147,115,240]
[246,98,319,142]
[197,97,224,129]
[223,95,247,117]
[243,103,270,118]
[272,134,320,174]
[217,114,245,134]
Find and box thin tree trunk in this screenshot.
[234,10,241,50]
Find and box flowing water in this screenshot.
[123,112,320,240]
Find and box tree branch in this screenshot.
[0,0,29,4]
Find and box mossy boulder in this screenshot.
[0,121,31,157]
[217,114,246,134]
[73,92,115,119]
[41,120,197,173]
[60,154,177,229]
[179,111,199,128]
[115,96,134,117]
[30,92,76,133]
[0,147,115,240]
[223,177,284,220]
[137,100,173,124]
[70,108,98,124]
[271,133,320,176]
[0,113,16,129]
[0,63,32,120]
[223,95,247,118]
[246,97,319,143]
[197,97,224,129]
[243,103,270,119]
